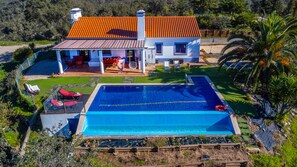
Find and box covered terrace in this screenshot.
[53,39,147,75]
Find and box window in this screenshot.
[103,50,111,57]
[175,43,187,54]
[155,43,163,54]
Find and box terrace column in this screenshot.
[98,50,104,74]
[141,49,145,74]
[56,50,64,74]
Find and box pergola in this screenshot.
[53,39,146,74]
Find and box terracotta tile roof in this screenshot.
[67,16,200,39]
[53,40,145,50]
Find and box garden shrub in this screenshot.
[12,47,33,63]
[146,137,168,147]
[281,115,297,166]
[251,154,281,167]
[28,42,35,50]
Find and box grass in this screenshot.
[99,77,125,83]
[4,131,19,147]
[27,77,94,106]
[0,40,55,46]
[26,65,256,117]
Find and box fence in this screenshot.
[43,88,85,114]
[200,29,253,38]
[15,45,54,94]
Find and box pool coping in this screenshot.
[76,76,241,137]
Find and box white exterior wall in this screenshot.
[90,50,99,59]
[111,50,126,58]
[69,50,79,59]
[145,37,200,62]
[40,113,79,136]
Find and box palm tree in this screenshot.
[218,12,297,92]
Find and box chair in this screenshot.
[73,56,83,66]
[174,60,180,71]
[24,83,40,95]
[129,61,137,70]
[164,61,170,71]
[50,99,78,107]
[59,89,82,99]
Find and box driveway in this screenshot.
[0,44,53,63]
[24,60,66,80]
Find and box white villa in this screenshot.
[53,8,201,74]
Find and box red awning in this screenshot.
[53,39,145,50]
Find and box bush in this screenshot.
[269,74,297,116]
[28,42,35,50]
[12,47,33,63]
[251,154,281,167]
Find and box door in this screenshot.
[145,49,155,65]
[126,50,136,62]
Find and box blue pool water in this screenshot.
[83,77,235,136]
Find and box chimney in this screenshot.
[70,8,82,26]
[137,10,145,40]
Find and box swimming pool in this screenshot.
[82,76,236,136]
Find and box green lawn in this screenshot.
[28,77,94,106]
[0,40,55,46]
[27,66,257,117]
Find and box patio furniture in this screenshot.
[24,83,40,95]
[174,60,180,71]
[103,57,121,67]
[66,59,75,67]
[73,56,84,66]
[50,99,78,107]
[117,59,125,72]
[164,61,170,71]
[59,89,82,99]
[129,61,137,70]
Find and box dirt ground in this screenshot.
[85,147,249,166]
[200,45,226,64]
[0,44,52,55]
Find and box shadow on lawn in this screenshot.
[148,66,258,117]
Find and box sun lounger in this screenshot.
[24,83,40,95]
[164,61,170,71]
[59,89,82,99]
[174,60,180,71]
[50,99,78,107]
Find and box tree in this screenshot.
[218,13,297,91]
[284,0,297,16]
[12,47,33,62]
[18,131,80,166]
[218,0,248,14]
[251,0,284,15]
[269,74,297,116]
[190,0,218,14]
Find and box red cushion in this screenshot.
[103,57,120,64]
[73,56,83,61]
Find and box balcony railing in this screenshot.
[43,88,86,114]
